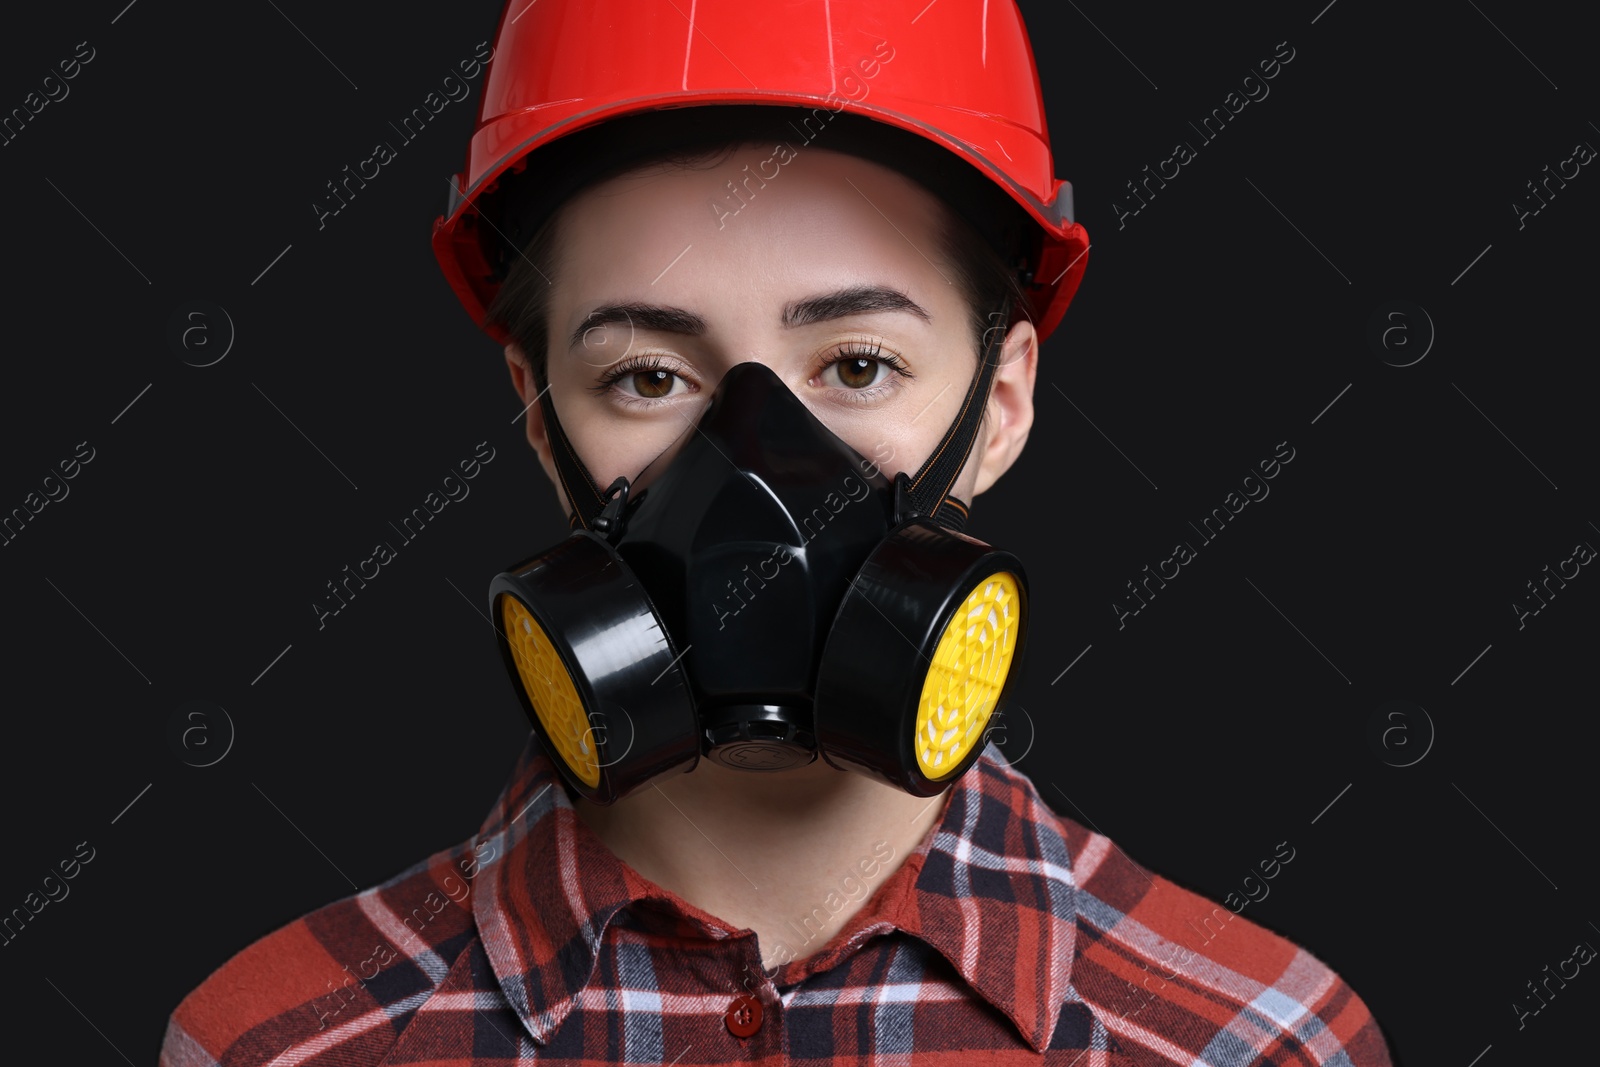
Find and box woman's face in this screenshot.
[506,144,1037,513]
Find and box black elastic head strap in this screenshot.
[538,387,608,531]
[904,299,1013,530]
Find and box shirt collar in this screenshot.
[472,735,1080,1054]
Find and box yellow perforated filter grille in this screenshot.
[913,572,1021,779]
[500,595,600,786]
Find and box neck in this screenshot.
[572,756,949,972]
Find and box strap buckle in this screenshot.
[590,477,634,544]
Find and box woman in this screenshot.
[160,1,1392,1064]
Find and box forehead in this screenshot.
[548,145,958,320]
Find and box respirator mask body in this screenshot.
[488,320,1028,805]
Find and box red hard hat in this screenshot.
[432,0,1090,345]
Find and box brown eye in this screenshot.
[818,346,908,394]
[631,369,676,398]
[593,359,693,403]
[834,357,881,389]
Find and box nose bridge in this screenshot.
[697,362,867,479]
[626,361,774,493]
[700,361,799,448]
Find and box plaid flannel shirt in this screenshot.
[160,733,1393,1065]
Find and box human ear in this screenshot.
[504,343,571,519]
[966,318,1038,498]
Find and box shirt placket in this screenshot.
[609,907,789,1066]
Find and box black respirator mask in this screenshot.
[487,316,1028,804]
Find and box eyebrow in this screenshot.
[567,285,931,349]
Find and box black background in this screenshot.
[1,0,1594,1063]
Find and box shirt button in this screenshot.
[724,994,763,1038]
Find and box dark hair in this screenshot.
[485,107,1031,391]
